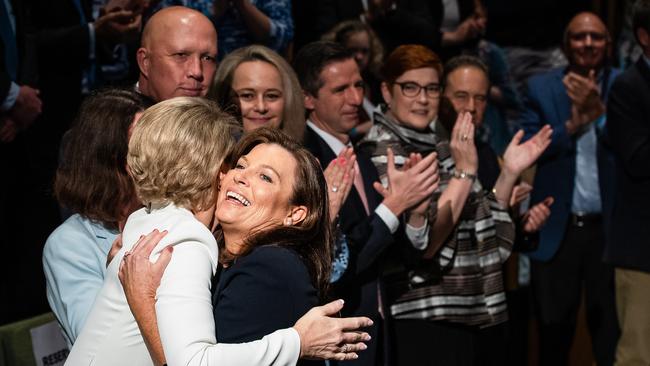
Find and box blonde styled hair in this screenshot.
[128,97,237,211]
[208,45,305,142]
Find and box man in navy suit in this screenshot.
[293,41,438,366]
[606,1,650,363]
[519,12,619,366]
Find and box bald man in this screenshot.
[519,12,620,366]
[137,6,217,102]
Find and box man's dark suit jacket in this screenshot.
[304,126,395,365]
[606,58,650,273]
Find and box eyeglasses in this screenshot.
[394,82,441,98]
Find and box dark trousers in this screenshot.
[531,216,619,366]
[505,286,532,366]
[392,319,507,366]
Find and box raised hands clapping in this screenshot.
[502,125,553,177]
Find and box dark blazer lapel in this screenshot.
[304,126,337,163]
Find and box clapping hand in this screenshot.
[402,152,436,219]
[522,197,553,233]
[502,125,552,177]
[374,148,439,216]
[449,112,478,174]
[324,147,356,223]
[509,182,533,207]
[563,70,605,134]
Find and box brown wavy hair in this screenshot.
[218,127,332,299]
[54,88,153,230]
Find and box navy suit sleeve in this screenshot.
[214,246,318,344]
[607,72,650,178]
[346,213,393,275]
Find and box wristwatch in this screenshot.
[451,169,477,182]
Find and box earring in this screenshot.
[285,218,293,226]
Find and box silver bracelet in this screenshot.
[451,169,477,182]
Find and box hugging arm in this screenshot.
[120,231,372,365]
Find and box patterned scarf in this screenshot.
[372,107,439,155]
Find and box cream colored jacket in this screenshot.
[66,204,300,366]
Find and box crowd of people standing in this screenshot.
[1,0,649,365]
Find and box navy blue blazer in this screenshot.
[304,126,394,305]
[605,58,650,273]
[212,245,323,366]
[519,66,619,262]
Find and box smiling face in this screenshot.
[216,143,301,252]
[565,12,608,73]
[304,58,364,143]
[381,67,440,131]
[232,60,285,132]
[137,7,218,101]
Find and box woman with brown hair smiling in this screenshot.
[212,128,332,366]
